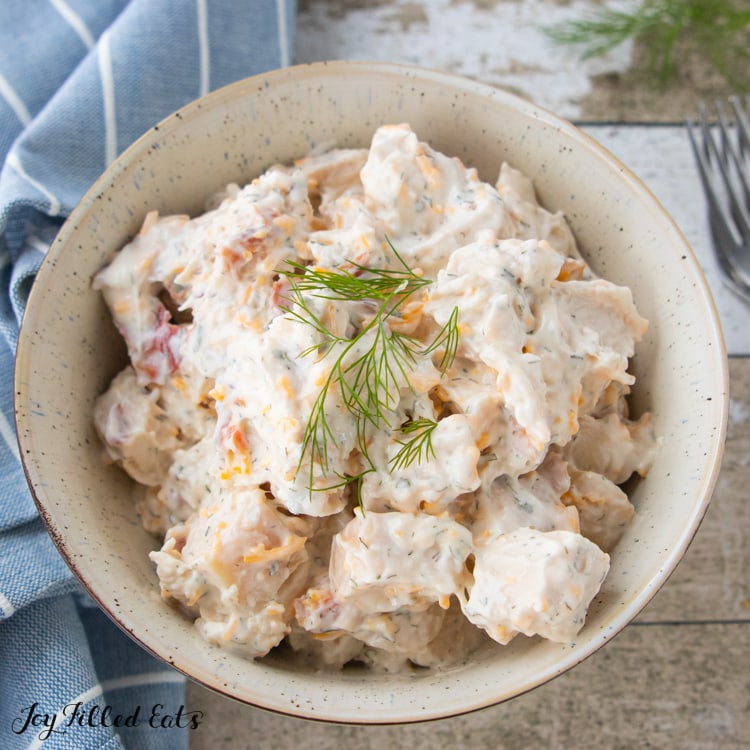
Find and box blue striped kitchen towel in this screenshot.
[0,2,296,748]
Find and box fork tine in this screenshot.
[692,105,734,231]
[687,104,750,302]
[729,97,750,216]
[687,116,715,207]
[715,99,750,224]
[686,117,738,262]
[707,99,750,240]
[729,95,750,159]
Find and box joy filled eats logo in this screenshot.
[11,701,204,742]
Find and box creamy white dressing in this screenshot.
[93,124,657,669]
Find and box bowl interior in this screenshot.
[14,62,728,723]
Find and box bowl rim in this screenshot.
[14,60,730,723]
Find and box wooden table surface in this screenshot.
[188,2,749,747]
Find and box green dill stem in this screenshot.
[279,243,461,494]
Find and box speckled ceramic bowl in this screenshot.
[15,62,728,723]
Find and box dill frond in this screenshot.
[282,260,430,304]
[542,0,750,88]
[388,418,439,473]
[278,240,461,492]
[423,305,460,375]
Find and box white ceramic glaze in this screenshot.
[14,62,728,723]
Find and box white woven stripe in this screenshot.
[197,0,209,96]
[25,671,185,750]
[97,29,117,165]
[49,0,95,49]
[276,0,290,67]
[0,590,15,619]
[0,71,32,126]
[0,407,20,464]
[6,152,61,216]
[26,234,50,254]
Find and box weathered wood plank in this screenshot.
[294,0,635,121]
[294,0,735,122]
[187,621,749,748]
[635,357,750,623]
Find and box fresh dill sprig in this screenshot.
[389,418,438,473]
[340,317,418,431]
[542,0,750,88]
[281,258,431,304]
[422,304,460,375]
[279,242,460,494]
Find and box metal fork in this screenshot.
[687,95,750,304]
